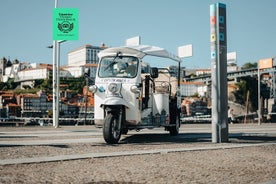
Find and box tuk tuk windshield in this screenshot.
[98,56,138,78]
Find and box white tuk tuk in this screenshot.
[89,45,182,144]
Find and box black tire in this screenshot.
[169,116,180,136]
[103,113,121,144]
[169,101,180,136]
[121,128,128,135]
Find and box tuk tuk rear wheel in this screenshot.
[169,116,180,136]
[103,113,121,144]
[121,128,128,135]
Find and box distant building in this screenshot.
[18,91,79,118]
[20,93,46,117]
[0,57,32,82]
[0,91,17,118]
[180,81,206,97]
[68,44,106,66]
[169,65,185,78]
[61,65,84,78]
[195,69,211,76]
[66,44,107,78]
[227,52,238,72]
[16,68,48,81]
[14,64,52,88]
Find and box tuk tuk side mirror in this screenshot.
[150,67,159,78]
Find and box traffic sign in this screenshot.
[53,8,79,40]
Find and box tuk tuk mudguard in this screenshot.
[103,105,126,128]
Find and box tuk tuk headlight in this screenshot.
[88,85,97,93]
[130,85,140,94]
[108,83,118,93]
[106,83,122,97]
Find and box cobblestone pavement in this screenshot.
[0,124,275,183]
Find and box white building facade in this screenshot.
[67,44,106,78]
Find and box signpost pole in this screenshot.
[53,0,58,128]
[52,0,78,127]
[210,3,228,143]
[56,40,61,128]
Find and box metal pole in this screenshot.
[258,66,261,125]
[53,41,57,127]
[53,0,58,127]
[210,4,219,143]
[210,3,228,143]
[84,78,88,125]
[55,41,60,128]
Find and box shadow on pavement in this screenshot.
[0,136,37,139]
[120,132,276,144]
[230,133,276,143]
[120,133,211,144]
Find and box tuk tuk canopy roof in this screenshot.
[98,45,182,63]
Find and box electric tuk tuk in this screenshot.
[89,45,182,144]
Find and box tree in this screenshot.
[61,77,86,94]
[241,62,257,70]
[34,79,52,93]
[0,78,18,90]
[34,79,45,88]
[233,76,258,111]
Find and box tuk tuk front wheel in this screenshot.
[103,113,122,144]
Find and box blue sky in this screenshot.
[1,0,275,69]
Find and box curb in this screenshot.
[1,142,275,165]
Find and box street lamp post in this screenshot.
[258,66,261,125]
[84,68,90,125]
[52,0,73,127]
[56,40,67,127]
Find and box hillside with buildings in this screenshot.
[1,44,274,123]
[0,44,105,121]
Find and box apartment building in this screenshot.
[19,93,47,117]
[0,91,18,118]
[180,81,206,97]
[66,44,106,78]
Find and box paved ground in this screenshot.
[0,123,275,183]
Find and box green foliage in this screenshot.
[60,77,86,94]
[48,110,53,118]
[233,76,258,111]
[191,92,199,97]
[22,85,31,89]
[233,80,247,105]
[13,88,39,94]
[0,78,18,90]
[2,77,85,97]
[0,82,5,90]
[34,79,45,88]
[241,62,257,70]
[34,79,52,93]
[190,73,197,78]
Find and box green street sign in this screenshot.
[53,8,79,40]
